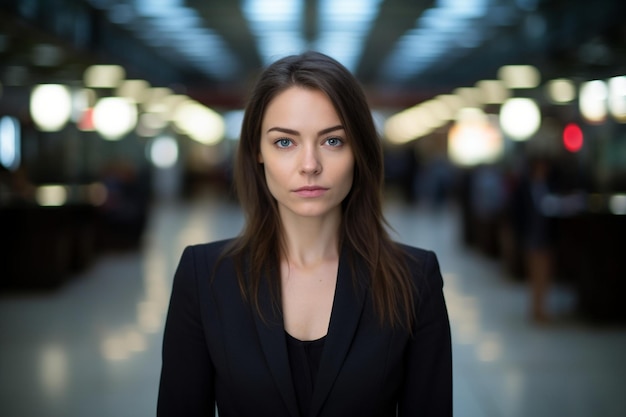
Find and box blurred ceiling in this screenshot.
[1,0,625,109]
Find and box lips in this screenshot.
[293,186,328,197]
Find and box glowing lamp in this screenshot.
[36,185,68,206]
[93,97,138,140]
[608,76,626,123]
[579,80,608,124]
[499,98,541,141]
[0,116,21,171]
[30,84,72,132]
[173,100,224,145]
[498,65,541,89]
[448,108,503,167]
[546,78,576,104]
[563,123,583,153]
[149,136,179,169]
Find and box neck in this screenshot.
[279,210,341,268]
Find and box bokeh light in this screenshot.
[608,75,626,122]
[609,194,626,215]
[448,108,503,166]
[30,84,72,132]
[497,65,541,89]
[173,100,225,145]
[83,64,126,88]
[0,116,21,171]
[93,97,138,140]
[546,78,576,104]
[563,123,583,153]
[149,135,179,169]
[35,185,68,206]
[579,80,608,124]
[499,97,541,141]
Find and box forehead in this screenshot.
[262,87,341,130]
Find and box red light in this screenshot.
[563,123,583,152]
[78,108,95,131]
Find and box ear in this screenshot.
[257,152,264,164]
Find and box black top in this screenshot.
[285,331,326,417]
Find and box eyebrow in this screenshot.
[266,124,344,136]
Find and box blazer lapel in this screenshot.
[309,249,368,417]
[252,275,300,417]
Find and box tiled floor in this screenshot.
[1,194,625,417]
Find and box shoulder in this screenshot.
[395,243,433,261]
[394,243,447,327]
[176,238,237,274]
[395,243,438,271]
[182,238,236,259]
[394,243,443,290]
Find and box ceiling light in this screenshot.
[93,97,138,140]
[382,0,489,81]
[497,65,541,89]
[608,75,626,122]
[475,80,510,104]
[30,84,72,132]
[84,65,126,88]
[499,97,541,140]
[579,80,608,124]
[546,78,576,104]
[243,0,305,65]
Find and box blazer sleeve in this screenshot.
[398,250,452,417]
[157,246,215,417]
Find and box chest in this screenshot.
[280,261,338,341]
[200,264,412,416]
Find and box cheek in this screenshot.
[338,159,355,192]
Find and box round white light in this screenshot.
[608,76,626,123]
[30,84,72,132]
[499,97,541,141]
[609,194,626,215]
[448,110,503,166]
[579,80,608,124]
[546,78,576,104]
[149,136,178,168]
[93,97,138,140]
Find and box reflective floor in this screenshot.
[1,193,625,417]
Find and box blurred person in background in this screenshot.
[470,163,507,257]
[512,157,556,323]
[157,51,452,417]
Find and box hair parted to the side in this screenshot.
[224,51,416,331]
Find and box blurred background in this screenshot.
[1,0,625,416]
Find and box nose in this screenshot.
[299,144,322,175]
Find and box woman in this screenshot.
[157,51,452,417]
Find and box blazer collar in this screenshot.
[252,270,300,417]
[309,248,367,417]
[252,247,368,417]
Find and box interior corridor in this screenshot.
[1,194,625,417]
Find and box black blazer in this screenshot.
[157,240,452,417]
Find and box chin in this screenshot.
[284,202,340,219]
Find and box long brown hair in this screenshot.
[225,51,415,330]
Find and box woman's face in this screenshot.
[258,86,354,221]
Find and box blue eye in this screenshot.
[325,137,343,147]
[275,138,293,148]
